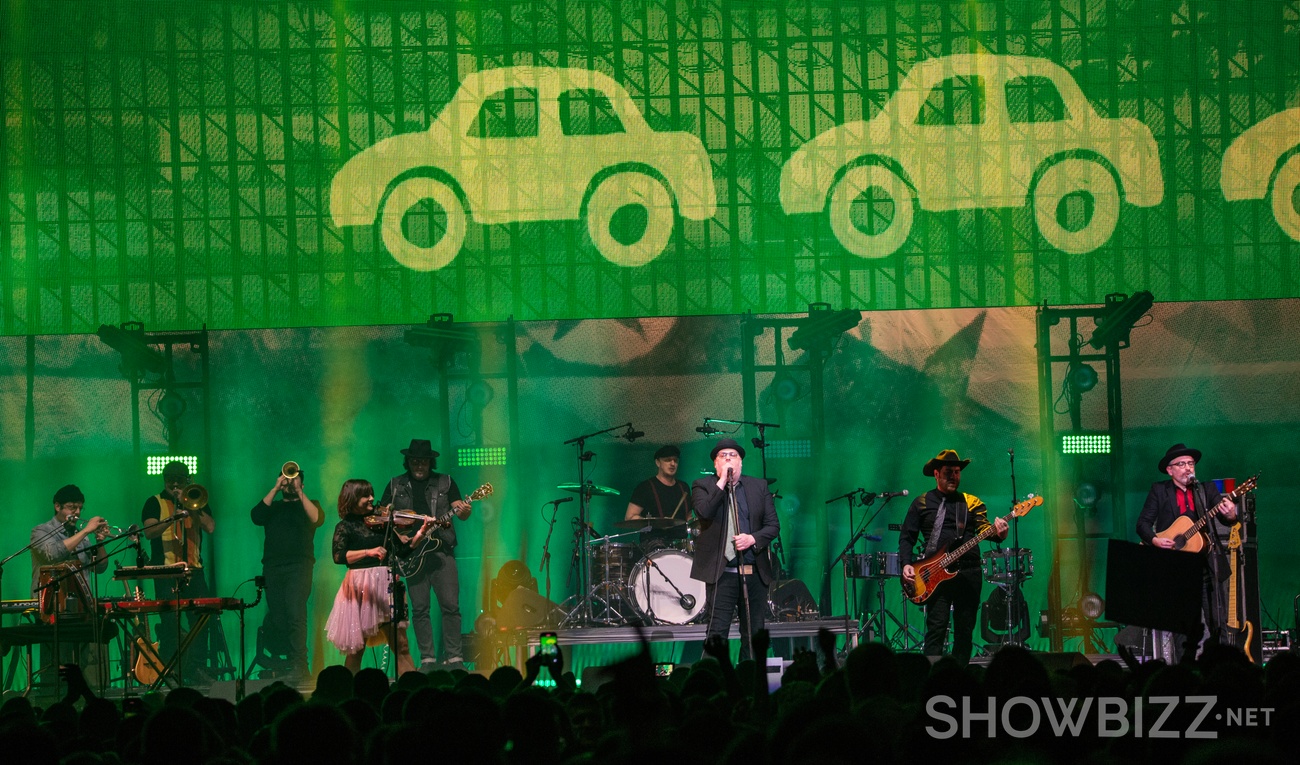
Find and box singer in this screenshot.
[899,450,1007,665]
[624,444,693,548]
[690,438,780,660]
[1136,443,1239,663]
[140,460,218,684]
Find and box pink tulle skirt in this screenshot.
[324,566,403,654]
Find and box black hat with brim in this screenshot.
[923,449,971,477]
[1157,443,1201,473]
[401,439,439,459]
[710,438,746,460]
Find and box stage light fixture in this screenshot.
[458,446,507,467]
[1086,290,1154,350]
[1061,433,1111,455]
[97,323,167,376]
[1069,362,1098,392]
[787,303,862,351]
[765,439,812,459]
[771,372,802,403]
[404,313,476,351]
[157,389,188,420]
[466,380,495,407]
[146,455,198,476]
[1079,593,1106,621]
[1073,482,1100,510]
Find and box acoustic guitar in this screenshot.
[902,494,1042,605]
[1152,475,1257,553]
[1224,524,1254,662]
[127,585,166,685]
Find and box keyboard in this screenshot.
[99,597,243,615]
[0,599,39,615]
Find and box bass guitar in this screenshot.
[397,483,493,577]
[902,494,1042,605]
[1152,475,1257,553]
[1224,524,1255,662]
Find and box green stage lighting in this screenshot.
[146,455,198,476]
[1061,433,1111,455]
[458,447,507,467]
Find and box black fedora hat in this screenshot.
[654,445,680,460]
[710,438,746,460]
[923,449,971,477]
[400,439,439,459]
[1157,443,1201,473]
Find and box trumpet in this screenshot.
[175,483,208,512]
[76,518,126,535]
[281,461,301,481]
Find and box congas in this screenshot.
[982,548,1034,584]
[627,549,706,625]
[591,543,639,584]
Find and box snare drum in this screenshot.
[591,543,639,584]
[982,548,1034,584]
[627,549,707,625]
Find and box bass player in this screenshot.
[899,450,1007,665]
[1136,443,1239,662]
[378,439,472,671]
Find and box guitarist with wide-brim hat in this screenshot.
[899,449,1008,665]
[378,439,473,671]
[1136,443,1240,662]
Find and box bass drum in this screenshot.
[627,549,707,625]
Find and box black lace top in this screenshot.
[331,516,414,569]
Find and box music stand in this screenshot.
[1104,540,1203,637]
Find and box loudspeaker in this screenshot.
[768,579,819,621]
[497,587,563,630]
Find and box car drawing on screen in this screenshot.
[780,54,1164,257]
[330,66,717,269]
[1220,107,1300,242]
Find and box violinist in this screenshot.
[324,478,433,673]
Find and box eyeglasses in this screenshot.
[1168,460,1196,469]
[716,451,741,459]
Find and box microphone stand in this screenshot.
[563,422,637,626]
[725,475,754,661]
[1004,447,1025,648]
[538,500,564,613]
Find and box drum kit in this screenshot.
[560,479,708,627]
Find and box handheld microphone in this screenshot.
[696,424,719,435]
[725,467,736,490]
[1186,472,1198,485]
[549,497,574,506]
[880,490,909,499]
[624,428,645,442]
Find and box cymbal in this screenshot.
[557,482,620,497]
[614,518,687,530]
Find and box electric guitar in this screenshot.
[1224,524,1254,662]
[1152,475,1257,553]
[902,494,1042,604]
[397,483,493,577]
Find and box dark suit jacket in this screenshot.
[1135,479,1230,545]
[690,474,780,585]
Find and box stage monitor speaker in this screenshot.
[497,587,562,630]
[1104,540,1203,635]
[768,579,819,621]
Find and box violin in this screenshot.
[363,506,441,529]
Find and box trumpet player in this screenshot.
[140,459,217,684]
[30,484,110,681]
[250,462,322,680]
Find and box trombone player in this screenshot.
[141,459,217,684]
[250,461,322,680]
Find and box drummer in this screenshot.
[625,445,693,548]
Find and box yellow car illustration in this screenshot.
[331,66,717,269]
[781,54,1164,257]
[1221,108,1300,241]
